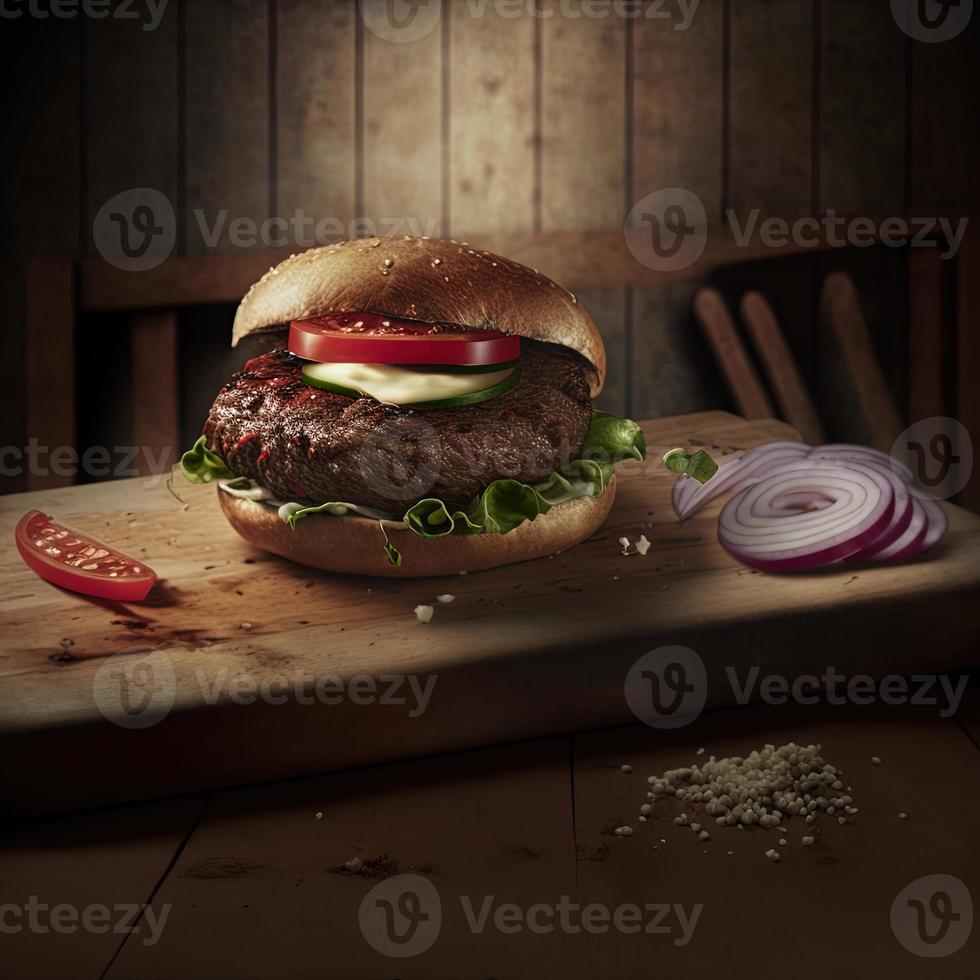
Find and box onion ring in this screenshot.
[672,442,810,521]
[717,461,895,572]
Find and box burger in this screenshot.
[181,236,645,576]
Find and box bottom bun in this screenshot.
[218,477,616,578]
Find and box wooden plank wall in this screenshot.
[0,0,977,494]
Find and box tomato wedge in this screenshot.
[289,312,521,366]
[15,510,157,602]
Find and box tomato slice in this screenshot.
[289,312,521,366]
[15,510,157,602]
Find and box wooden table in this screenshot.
[2,412,980,819]
[2,406,979,977]
[1,693,978,978]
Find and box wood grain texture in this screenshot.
[24,259,76,491]
[449,3,535,237]
[818,271,904,451]
[632,0,724,217]
[105,740,582,979]
[361,0,443,236]
[694,287,773,419]
[632,282,724,419]
[131,311,180,476]
[275,0,357,239]
[908,17,980,214]
[2,413,978,818]
[630,1,725,424]
[740,290,824,444]
[573,705,980,979]
[77,229,845,312]
[184,0,270,254]
[728,0,813,215]
[0,16,80,255]
[956,229,980,513]
[0,796,204,980]
[818,0,906,215]
[578,289,627,417]
[541,0,626,231]
[959,682,980,748]
[907,247,946,422]
[0,261,28,495]
[8,706,980,978]
[82,5,179,256]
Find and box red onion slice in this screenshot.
[918,496,949,554]
[845,459,914,559]
[717,461,895,572]
[770,490,834,511]
[673,442,810,521]
[866,497,929,562]
[672,453,743,519]
[810,444,915,483]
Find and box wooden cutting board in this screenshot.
[2,412,978,818]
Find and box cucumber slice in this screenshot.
[408,365,522,409]
[301,361,521,408]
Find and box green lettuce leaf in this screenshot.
[183,409,646,563]
[662,447,718,484]
[582,410,646,464]
[378,523,403,567]
[400,412,645,540]
[283,499,396,528]
[180,436,235,484]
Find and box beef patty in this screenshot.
[203,341,593,513]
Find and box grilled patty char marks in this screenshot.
[203,341,593,513]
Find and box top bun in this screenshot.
[232,236,605,395]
